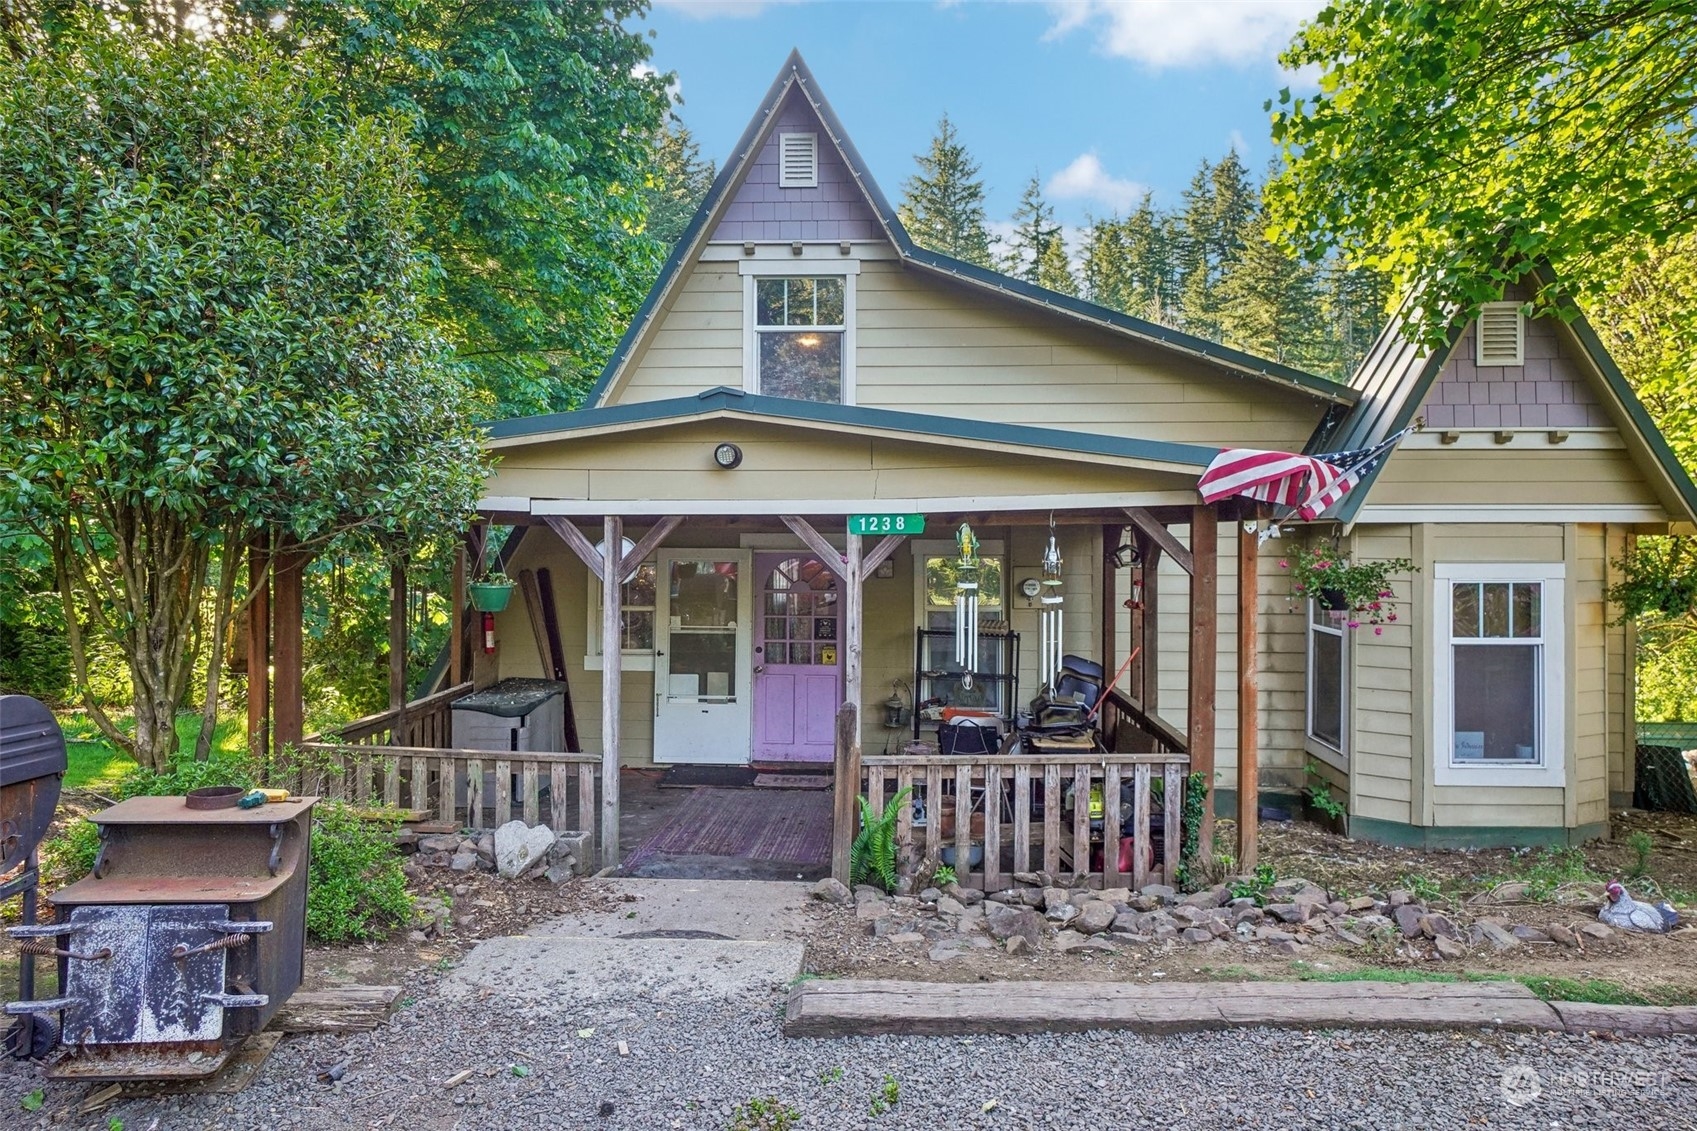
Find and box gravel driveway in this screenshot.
[5,878,1695,1129]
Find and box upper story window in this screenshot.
[743,270,855,403]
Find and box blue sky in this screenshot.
[640,0,1325,237]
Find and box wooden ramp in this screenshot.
[784,978,1568,1038]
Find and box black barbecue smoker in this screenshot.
[5,779,317,1080]
[1,694,66,1059]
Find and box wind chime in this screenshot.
[1039,522,1064,687]
[953,522,980,688]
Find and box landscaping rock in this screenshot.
[887,932,924,946]
[985,903,1043,950]
[1388,889,1413,907]
[810,877,853,905]
[1233,906,1265,927]
[1004,934,1032,956]
[543,864,574,884]
[493,821,555,879]
[1181,927,1213,945]
[1511,925,1550,943]
[1127,894,1161,912]
[935,895,967,918]
[918,887,942,903]
[1347,896,1377,913]
[1255,926,1297,943]
[418,834,462,854]
[1333,927,1366,946]
[1045,903,1080,927]
[1181,887,1228,909]
[1471,881,1530,904]
[1418,913,1459,941]
[1098,887,1132,906]
[1433,935,1466,960]
[1042,887,1073,912]
[1327,901,1350,918]
[1393,904,1425,938]
[1545,924,1580,949]
[1268,938,1303,956]
[1578,922,1613,941]
[449,850,479,873]
[548,830,591,868]
[1075,901,1117,935]
[1140,884,1177,903]
[944,883,984,907]
[1266,903,1310,925]
[1471,920,1520,953]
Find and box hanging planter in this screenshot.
[1279,546,1417,631]
[469,573,516,613]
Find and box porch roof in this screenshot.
[485,385,1220,471]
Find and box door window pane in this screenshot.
[667,631,736,699]
[1309,627,1343,748]
[1452,643,1538,761]
[758,331,842,401]
[670,560,738,628]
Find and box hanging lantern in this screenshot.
[953,523,980,688]
[882,682,910,729]
[1039,526,1064,687]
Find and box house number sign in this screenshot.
[848,514,925,535]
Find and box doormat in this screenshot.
[658,765,757,789]
[753,773,833,790]
[623,787,832,869]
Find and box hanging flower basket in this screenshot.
[469,574,516,613]
[1279,547,1417,631]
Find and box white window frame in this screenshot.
[911,539,1006,627]
[1304,600,1349,771]
[741,260,859,404]
[1475,301,1526,366]
[1432,561,1565,787]
[584,560,657,672]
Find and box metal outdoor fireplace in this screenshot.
[5,795,317,1081]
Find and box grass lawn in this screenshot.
[57,710,246,792]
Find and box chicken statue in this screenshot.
[1598,882,1679,933]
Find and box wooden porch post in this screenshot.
[246,537,271,763]
[1140,536,1161,711]
[449,541,466,687]
[1237,518,1259,869]
[272,545,306,754]
[389,557,408,738]
[1187,506,1218,863]
[600,516,623,869]
[833,530,864,884]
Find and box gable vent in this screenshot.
[1476,302,1525,367]
[778,132,818,189]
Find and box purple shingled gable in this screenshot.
[710,87,882,243]
[1420,304,1609,431]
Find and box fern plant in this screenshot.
[851,786,913,892]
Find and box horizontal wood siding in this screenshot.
[619,265,743,402]
[1369,446,1660,508]
[1604,525,1632,801]
[1350,525,1416,826]
[854,261,1327,446]
[1574,524,1610,827]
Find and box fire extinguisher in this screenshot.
[482,611,496,654]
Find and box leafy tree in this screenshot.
[0,26,485,769]
[899,113,994,267]
[1002,175,1073,293]
[641,121,718,254]
[1267,0,1697,346]
[268,0,674,415]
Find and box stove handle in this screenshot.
[4,997,80,1015]
[201,992,269,1010]
[7,923,86,939]
[211,920,273,934]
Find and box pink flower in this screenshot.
[1278,560,1289,570]
[1374,626,1383,636]
[1347,620,1360,629]
[1370,601,1382,610]
[1378,589,1393,598]
[1294,584,1306,593]
[1316,560,1331,570]
[1388,613,1397,622]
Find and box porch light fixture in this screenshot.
[712,442,743,469]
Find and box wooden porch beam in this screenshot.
[1237,517,1260,869]
[1187,505,1217,861]
[621,516,684,580]
[1101,524,1120,673]
[860,534,905,581]
[543,516,605,582]
[273,544,307,754]
[600,515,623,869]
[1126,507,1193,576]
[449,542,466,688]
[833,531,865,884]
[780,515,849,581]
[389,556,408,742]
[1139,536,1162,711]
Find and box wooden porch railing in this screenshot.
[862,749,1188,892]
[1100,688,1187,756]
[288,742,599,840]
[305,681,473,750]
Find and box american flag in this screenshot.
[1198,425,1417,520]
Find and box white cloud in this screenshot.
[1228,129,1250,159]
[651,0,802,18]
[1041,0,1323,69]
[1046,153,1145,214]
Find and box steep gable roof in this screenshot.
[580,50,1355,411]
[1307,265,1697,525]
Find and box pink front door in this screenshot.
[753,553,842,763]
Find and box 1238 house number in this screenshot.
[848,514,925,535]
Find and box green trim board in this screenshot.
[1345,815,1609,850]
[483,385,1222,470]
[571,50,1355,415]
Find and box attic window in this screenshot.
[778,132,818,189]
[1476,302,1525,367]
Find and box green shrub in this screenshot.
[851,786,911,892]
[306,802,413,943]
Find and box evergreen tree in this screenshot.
[642,122,717,252]
[898,113,994,267]
[1002,174,1062,284]
[1035,235,1077,296]
[1216,180,1329,370]
[1178,150,1256,339]
[1318,255,1392,379]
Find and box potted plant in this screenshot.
[1279,545,1417,632]
[468,570,516,613]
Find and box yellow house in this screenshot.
[445,52,1697,871]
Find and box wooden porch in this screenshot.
[247,501,1262,885]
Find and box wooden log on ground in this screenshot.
[783,978,1563,1038]
[267,985,403,1034]
[1550,1001,1697,1037]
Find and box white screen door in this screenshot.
[653,550,753,764]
